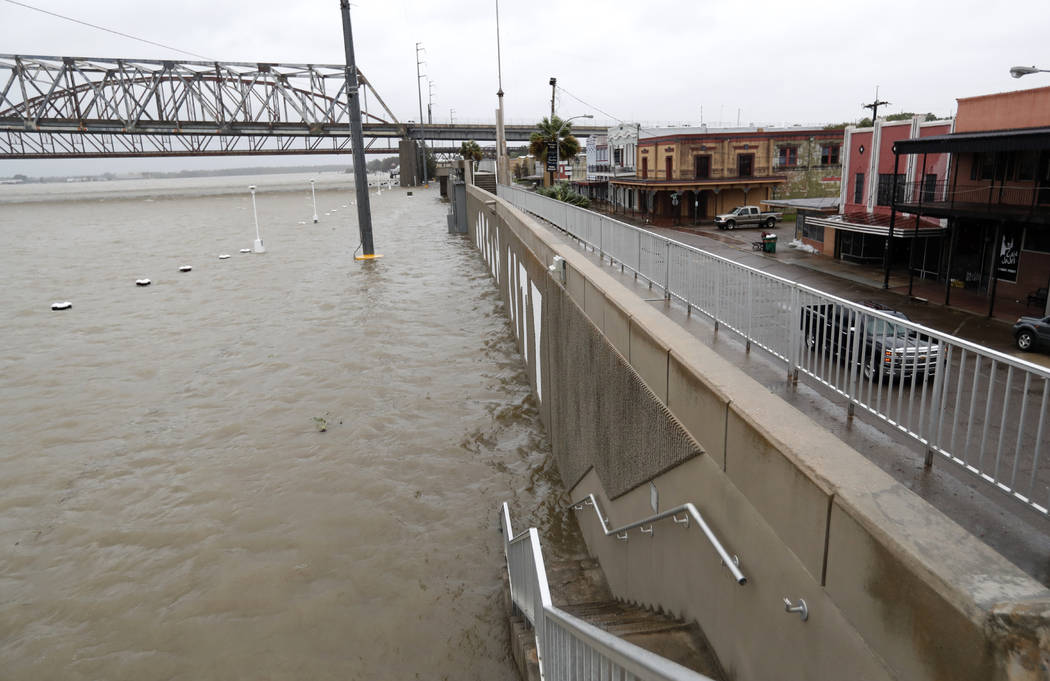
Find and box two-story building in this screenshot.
[805,117,953,270]
[610,126,843,225]
[891,86,1050,316]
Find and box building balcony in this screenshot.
[894,180,1050,224]
[617,167,787,184]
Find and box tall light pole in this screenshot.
[1010,65,1050,78]
[495,0,508,186]
[309,178,318,223]
[340,0,377,260]
[249,185,265,253]
[415,42,429,187]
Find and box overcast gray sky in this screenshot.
[2,0,1048,175]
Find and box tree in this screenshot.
[529,115,581,179]
[537,181,590,208]
[460,141,483,162]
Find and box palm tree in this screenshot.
[460,140,483,162]
[529,116,581,183]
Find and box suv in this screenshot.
[1013,314,1050,352]
[800,302,940,381]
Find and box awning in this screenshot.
[894,126,1050,154]
[807,210,946,238]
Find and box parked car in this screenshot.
[800,302,940,381]
[713,205,782,230]
[1013,314,1050,352]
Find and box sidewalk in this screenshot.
[590,208,1049,369]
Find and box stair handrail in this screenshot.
[570,494,747,585]
[499,502,717,681]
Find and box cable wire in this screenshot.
[1,0,214,60]
[555,85,665,136]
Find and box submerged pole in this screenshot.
[340,0,378,260]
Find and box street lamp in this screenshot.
[309,178,318,223]
[249,185,265,253]
[1010,65,1050,78]
[553,114,593,184]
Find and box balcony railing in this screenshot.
[895,180,1050,212]
[631,167,783,182]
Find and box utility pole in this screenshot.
[548,76,557,186]
[427,80,435,125]
[339,0,377,260]
[415,42,428,186]
[863,86,890,123]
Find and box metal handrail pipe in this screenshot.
[497,185,1050,380]
[543,605,718,681]
[570,494,747,585]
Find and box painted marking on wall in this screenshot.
[519,263,529,361]
[531,280,543,402]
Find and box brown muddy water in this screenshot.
[0,175,577,680]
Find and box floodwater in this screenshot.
[0,174,576,680]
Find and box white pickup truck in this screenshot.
[713,205,782,230]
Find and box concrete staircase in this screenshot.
[507,556,726,681]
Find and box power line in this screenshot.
[1,0,214,60]
[555,84,665,137]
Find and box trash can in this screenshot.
[763,233,778,253]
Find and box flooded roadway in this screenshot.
[0,175,576,680]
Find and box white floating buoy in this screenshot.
[253,238,265,254]
[240,248,251,253]
[219,254,231,259]
[297,221,306,225]
[136,279,151,286]
[179,265,192,272]
[51,301,72,311]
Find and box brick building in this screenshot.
[892,87,1050,316]
[610,126,842,224]
[805,117,953,268]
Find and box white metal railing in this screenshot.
[569,494,747,585]
[499,503,718,681]
[497,184,1050,518]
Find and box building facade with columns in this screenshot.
[610,126,842,224]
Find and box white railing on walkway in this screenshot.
[499,503,718,681]
[497,185,1050,518]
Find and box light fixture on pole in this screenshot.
[249,185,265,253]
[554,114,593,184]
[1010,65,1050,78]
[309,179,319,223]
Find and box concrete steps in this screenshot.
[506,557,726,681]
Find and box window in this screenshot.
[738,153,754,177]
[854,172,864,203]
[694,155,711,179]
[801,219,825,243]
[613,148,623,166]
[1017,150,1037,181]
[876,174,906,206]
[820,144,840,165]
[921,174,937,202]
[1024,227,1050,253]
[777,146,798,167]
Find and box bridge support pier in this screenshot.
[399,139,421,187]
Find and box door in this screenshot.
[738,153,754,177]
[665,157,673,181]
[695,155,710,179]
[642,157,648,179]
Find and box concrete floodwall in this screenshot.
[466,185,1050,681]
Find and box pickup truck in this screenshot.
[800,302,940,382]
[713,205,782,230]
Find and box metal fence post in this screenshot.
[787,285,800,384]
[746,271,753,352]
[923,346,948,469]
[664,239,671,300]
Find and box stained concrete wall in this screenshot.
[466,185,1050,681]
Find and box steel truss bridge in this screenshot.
[0,54,604,160]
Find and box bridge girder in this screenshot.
[0,54,605,159]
